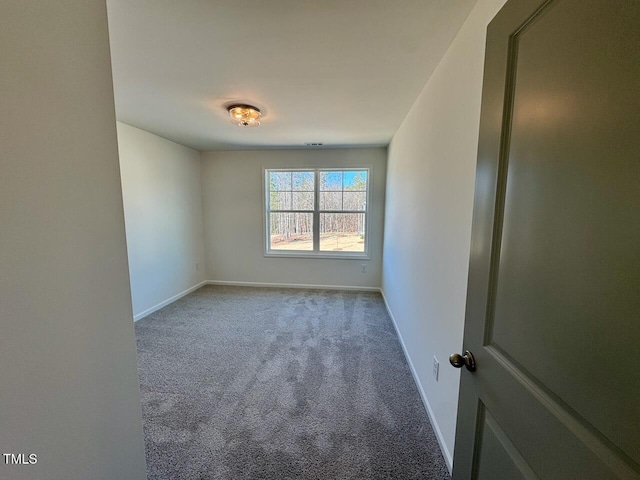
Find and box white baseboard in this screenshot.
[380,289,454,474]
[205,280,380,292]
[133,280,207,322]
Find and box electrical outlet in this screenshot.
[195,262,200,272]
[361,264,367,273]
[432,356,439,381]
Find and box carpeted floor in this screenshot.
[135,285,451,480]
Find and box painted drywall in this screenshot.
[381,0,508,470]
[117,122,206,320]
[201,148,386,289]
[0,2,147,480]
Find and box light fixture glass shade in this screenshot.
[228,104,261,127]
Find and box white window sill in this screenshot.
[264,252,370,260]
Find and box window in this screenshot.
[265,168,369,257]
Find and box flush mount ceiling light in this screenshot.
[227,104,261,127]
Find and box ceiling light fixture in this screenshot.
[227,104,261,127]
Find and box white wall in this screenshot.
[0,2,147,479]
[117,122,206,320]
[201,148,386,289]
[381,0,508,470]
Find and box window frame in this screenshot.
[263,167,371,259]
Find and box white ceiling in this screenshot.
[107,0,476,151]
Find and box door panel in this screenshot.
[476,346,633,479]
[453,0,640,478]
[475,406,536,480]
[492,0,640,463]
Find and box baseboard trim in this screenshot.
[206,280,380,292]
[380,289,454,474]
[133,280,207,322]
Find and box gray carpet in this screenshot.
[135,285,451,480]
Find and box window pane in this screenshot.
[343,171,368,191]
[292,171,314,191]
[269,213,313,251]
[269,171,291,191]
[269,191,292,210]
[320,191,342,210]
[320,171,342,191]
[319,213,365,252]
[343,192,366,211]
[292,192,314,210]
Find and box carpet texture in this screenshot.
[135,285,451,479]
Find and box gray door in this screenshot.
[451,0,640,478]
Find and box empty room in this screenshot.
[2,1,639,480]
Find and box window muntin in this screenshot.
[265,168,369,256]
